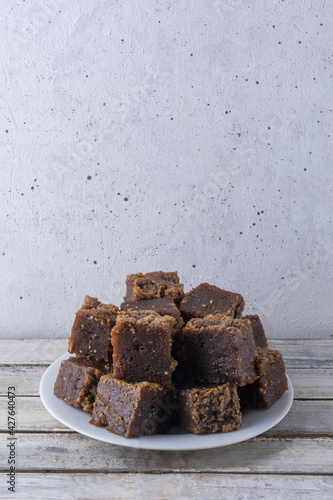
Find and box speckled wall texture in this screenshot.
[0,1,332,339]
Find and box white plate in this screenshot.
[40,353,294,451]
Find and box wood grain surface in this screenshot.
[0,339,332,499]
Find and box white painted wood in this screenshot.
[0,397,331,435]
[0,365,46,396]
[0,397,67,432]
[1,473,332,500]
[0,433,331,473]
[287,368,333,399]
[1,339,333,367]
[269,340,333,368]
[271,400,333,434]
[0,339,68,365]
[0,338,331,498]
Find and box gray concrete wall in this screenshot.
[0,1,332,339]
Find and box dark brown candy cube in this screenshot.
[238,348,288,410]
[121,296,183,339]
[90,375,174,438]
[182,315,256,386]
[121,297,181,319]
[237,383,258,410]
[179,283,244,322]
[69,295,119,363]
[243,314,268,348]
[120,298,184,373]
[177,383,242,434]
[54,357,109,412]
[111,310,178,386]
[125,271,184,304]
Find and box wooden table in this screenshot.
[0,338,332,499]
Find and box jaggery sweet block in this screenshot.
[54,357,109,412]
[179,283,244,322]
[237,383,257,410]
[238,347,288,409]
[120,297,184,339]
[111,310,178,386]
[125,271,184,303]
[177,383,242,434]
[121,297,181,319]
[243,314,268,348]
[171,326,194,388]
[182,314,257,386]
[90,375,174,438]
[69,295,119,363]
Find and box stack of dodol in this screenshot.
[54,271,288,438]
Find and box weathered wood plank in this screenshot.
[269,339,333,368]
[0,339,332,367]
[0,397,332,435]
[0,434,332,473]
[1,365,332,399]
[1,473,333,500]
[287,368,333,399]
[0,397,67,432]
[0,339,68,365]
[271,400,333,434]
[0,365,46,396]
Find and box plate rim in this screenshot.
[39,352,294,451]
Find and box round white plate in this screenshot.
[40,352,294,451]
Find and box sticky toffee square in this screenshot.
[125,271,184,303]
[111,310,178,386]
[182,315,257,386]
[177,383,242,434]
[243,314,268,348]
[238,347,288,409]
[54,356,110,412]
[179,283,244,322]
[90,375,174,438]
[69,295,118,363]
[121,297,181,319]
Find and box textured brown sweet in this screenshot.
[53,357,110,412]
[177,383,242,434]
[125,271,184,303]
[121,297,181,319]
[182,314,257,386]
[111,310,178,386]
[243,314,268,348]
[90,375,175,438]
[120,297,184,340]
[69,295,119,363]
[238,347,288,409]
[179,283,244,322]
